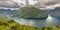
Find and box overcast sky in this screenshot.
[0,0,60,9]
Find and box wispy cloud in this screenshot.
[35,0,60,9]
[0,0,60,9]
[0,0,20,8]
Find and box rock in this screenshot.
[17,7,48,18]
[50,7,60,17]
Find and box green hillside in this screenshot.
[0,14,8,20]
[17,7,48,18]
[0,20,60,30]
[0,14,59,30]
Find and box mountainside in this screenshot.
[0,9,18,16]
[50,7,60,17]
[0,20,60,30]
[16,7,48,18]
[0,14,8,20]
[0,8,60,30]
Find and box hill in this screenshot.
[16,7,48,18]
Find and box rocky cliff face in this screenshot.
[50,7,60,17]
[17,7,48,18]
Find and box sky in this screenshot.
[0,0,60,9]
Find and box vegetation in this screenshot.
[0,19,60,30]
[0,14,7,20]
[0,7,59,30]
[0,19,20,30]
[0,14,59,30]
[17,7,48,18]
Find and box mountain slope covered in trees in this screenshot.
[16,7,48,18]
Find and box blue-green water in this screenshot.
[0,9,60,27]
[7,15,60,27]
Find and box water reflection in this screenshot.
[7,15,60,27]
[46,15,53,22]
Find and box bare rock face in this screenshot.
[50,7,60,17]
[17,7,48,18]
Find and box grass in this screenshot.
[0,19,60,30]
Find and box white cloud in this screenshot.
[36,0,60,9]
[0,0,60,9]
[0,0,20,8]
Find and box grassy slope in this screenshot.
[0,20,60,30]
[0,14,7,20]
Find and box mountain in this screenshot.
[0,9,18,16]
[16,7,48,18]
[50,7,60,17]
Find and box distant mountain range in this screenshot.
[0,9,18,16]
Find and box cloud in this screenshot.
[34,0,60,9]
[0,0,20,8]
[0,0,60,9]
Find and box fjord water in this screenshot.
[7,15,60,27]
[0,9,60,27]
